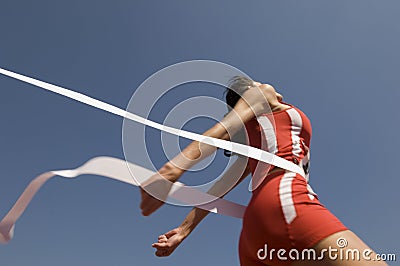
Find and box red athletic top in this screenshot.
[240,103,348,266]
[244,102,312,180]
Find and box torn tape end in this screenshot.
[209,208,218,213]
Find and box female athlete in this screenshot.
[140,76,387,265]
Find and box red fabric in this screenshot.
[239,104,347,265]
[239,171,347,266]
[244,103,312,176]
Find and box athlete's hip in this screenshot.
[246,170,320,224]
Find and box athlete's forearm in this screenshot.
[178,158,250,238]
[163,87,270,182]
[166,123,230,182]
[165,105,257,181]
[179,207,209,239]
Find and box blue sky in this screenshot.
[0,1,399,265]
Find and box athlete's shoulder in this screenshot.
[281,102,306,115]
[292,105,309,119]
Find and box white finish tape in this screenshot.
[0,68,307,244]
[0,156,246,244]
[0,68,305,177]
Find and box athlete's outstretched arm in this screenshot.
[166,85,279,176]
[152,158,251,257]
[140,84,279,216]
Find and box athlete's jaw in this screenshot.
[275,92,283,102]
[252,81,283,102]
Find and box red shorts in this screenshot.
[239,170,348,266]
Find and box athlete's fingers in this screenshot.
[140,189,164,216]
[141,202,159,216]
[139,189,154,208]
[140,197,158,216]
[152,242,169,248]
[139,188,148,209]
[158,235,167,242]
[164,228,178,238]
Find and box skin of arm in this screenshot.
[152,160,251,257]
[166,84,280,177]
[140,84,280,216]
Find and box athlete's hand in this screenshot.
[140,162,184,216]
[140,173,172,216]
[152,228,186,257]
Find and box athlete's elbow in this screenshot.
[220,130,231,141]
[252,101,270,116]
[208,123,231,141]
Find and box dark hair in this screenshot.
[225,76,254,110]
[223,76,254,157]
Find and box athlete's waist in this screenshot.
[267,155,306,172]
[266,167,286,177]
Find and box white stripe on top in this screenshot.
[285,108,303,158]
[257,116,278,154]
